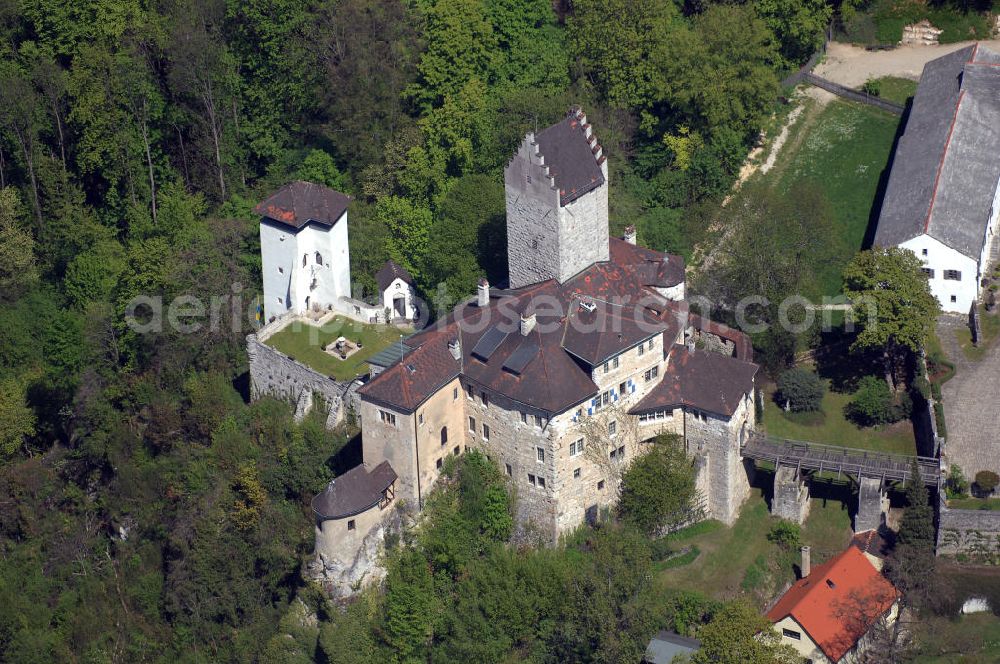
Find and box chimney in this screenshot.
[623,225,637,245]
[448,338,461,361]
[477,278,490,307]
[800,545,811,578]
[520,312,536,336]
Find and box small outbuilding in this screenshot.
[643,631,701,663]
[376,259,418,321]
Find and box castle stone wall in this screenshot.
[773,465,811,524]
[685,393,754,525]
[247,329,354,427]
[856,477,889,533]
[505,135,565,289]
[558,181,609,282]
[309,497,400,600]
[937,496,1000,559]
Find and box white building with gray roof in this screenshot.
[874,44,1000,313]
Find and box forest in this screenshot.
[0,0,890,660]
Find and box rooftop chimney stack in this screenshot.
[623,225,637,245]
[801,545,811,578]
[448,338,461,361]
[477,278,490,307]
[520,312,536,336]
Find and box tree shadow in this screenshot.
[813,339,878,393]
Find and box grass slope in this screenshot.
[871,76,919,106]
[265,316,404,380]
[655,489,853,601]
[770,98,902,297]
[762,383,917,455]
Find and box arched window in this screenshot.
[302,254,307,267]
[315,251,323,266]
[440,426,448,446]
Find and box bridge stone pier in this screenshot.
[772,465,811,524]
[855,477,889,533]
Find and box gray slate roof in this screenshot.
[535,107,606,205]
[375,259,414,292]
[254,180,350,230]
[874,45,1000,260]
[644,631,701,664]
[311,461,397,520]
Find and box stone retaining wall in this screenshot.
[938,495,1000,560]
[247,326,357,428]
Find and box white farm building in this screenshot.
[874,44,1000,313]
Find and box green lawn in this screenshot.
[870,76,918,106]
[264,316,404,380]
[913,613,1000,663]
[763,384,917,455]
[947,497,1000,511]
[655,489,853,603]
[770,99,902,297]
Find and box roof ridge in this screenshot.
[923,89,966,235]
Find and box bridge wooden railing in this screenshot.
[742,434,940,486]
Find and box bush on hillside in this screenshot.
[776,368,825,412]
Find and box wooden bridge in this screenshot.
[742,435,940,487]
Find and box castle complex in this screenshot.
[252,108,762,596]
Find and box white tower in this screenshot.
[255,181,352,322]
[504,107,609,288]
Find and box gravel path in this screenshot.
[815,40,1000,88]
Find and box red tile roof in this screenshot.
[358,238,756,416]
[766,546,899,662]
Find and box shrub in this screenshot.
[946,465,969,499]
[974,470,999,496]
[767,520,802,551]
[846,376,910,425]
[862,78,881,97]
[776,368,825,412]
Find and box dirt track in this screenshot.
[815,40,1000,87]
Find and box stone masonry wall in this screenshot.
[937,496,1000,559]
[309,496,398,600]
[557,181,609,283]
[505,135,566,289]
[773,465,810,524]
[685,393,754,525]
[247,329,355,428]
[462,380,561,540]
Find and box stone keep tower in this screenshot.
[505,107,609,289]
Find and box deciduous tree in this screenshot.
[843,247,940,389]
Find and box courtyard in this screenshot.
[263,315,405,380]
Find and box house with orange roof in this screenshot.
[767,545,900,663]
